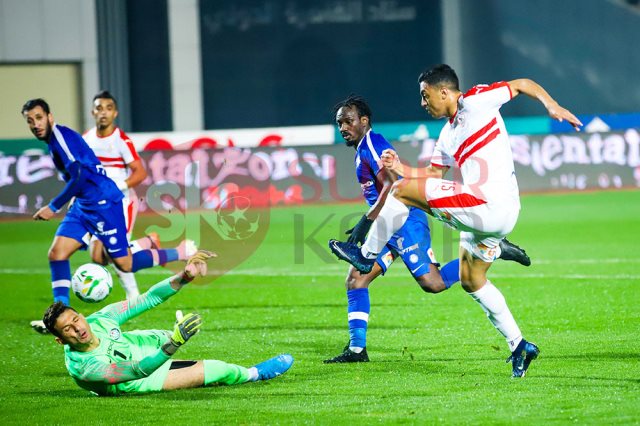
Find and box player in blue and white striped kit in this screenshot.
[22,99,192,333]
[325,95,530,363]
[324,95,461,363]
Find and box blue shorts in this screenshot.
[377,211,438,278]
[56,202,130,258]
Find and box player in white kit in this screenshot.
[84,91,193,298]
[330,64,583,377]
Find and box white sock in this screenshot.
[130,241,142,253]
[468,280,523,352]
[247,367,259,381]
[361,194,410,259]
[114,267,140,299]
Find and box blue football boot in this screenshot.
[253,354,294,381]
[328,240,375,274]
[507,340,540,378]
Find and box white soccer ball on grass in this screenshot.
[71,263,113,303]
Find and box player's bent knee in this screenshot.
[48,247,71,261]
[90,251,108,265]
[346,276,371,290]
[416,275,446,293]
[112,256,133,272]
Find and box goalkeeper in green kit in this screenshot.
[42,250,294,396]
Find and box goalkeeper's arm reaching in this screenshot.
[93,250,217,326]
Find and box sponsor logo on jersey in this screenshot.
[360,180,374,189]
[97,222,105,233]
[109,328,121,340]
[99,228,118,236]
[397,243,419,255]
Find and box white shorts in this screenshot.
[425,179,520,262]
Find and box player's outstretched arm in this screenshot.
[97,250,217,326]
[381,149,445,180]
[508,78,583,131]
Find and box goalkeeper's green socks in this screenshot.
[203,360,252,386]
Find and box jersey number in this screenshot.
[113,350,127,360]
[441,183,456,192]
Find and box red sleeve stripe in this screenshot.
[428,193,487,209]
[105,164,126,168]
[126,141,141,161]
[464,81,510,98]
[126,200,134,233]
[120,130,141,161]
[453,117,498,163]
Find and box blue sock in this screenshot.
[440,259,460,288]
[158,248,178,265]
[131,249,179,272]
[50,260,71,306]
[131,250,154,272]
[347,288,370,350]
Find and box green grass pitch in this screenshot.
[0,190,638,424]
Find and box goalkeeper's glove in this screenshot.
[162,311,202,356]
[184,250,217,281]
[345,214,373,245]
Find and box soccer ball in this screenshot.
[71,263,113,303]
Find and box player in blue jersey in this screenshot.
[21,99,195,333]
[324,95,530,363]
[42,251,293,396]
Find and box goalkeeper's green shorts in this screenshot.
[105,360,172,396]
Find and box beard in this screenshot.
[33,122,52,141]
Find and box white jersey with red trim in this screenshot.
[431,82,520,208]
[83,127,140,197]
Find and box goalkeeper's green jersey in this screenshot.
[63,278,178,395]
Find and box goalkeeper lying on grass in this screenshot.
[42,250,293,396]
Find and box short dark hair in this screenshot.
[93,90,118,107]
[43,302,77,337]
[333,94,373,124]
[418,64,460,91]
[21,98,51,115]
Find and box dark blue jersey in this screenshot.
[47,124,123,212]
